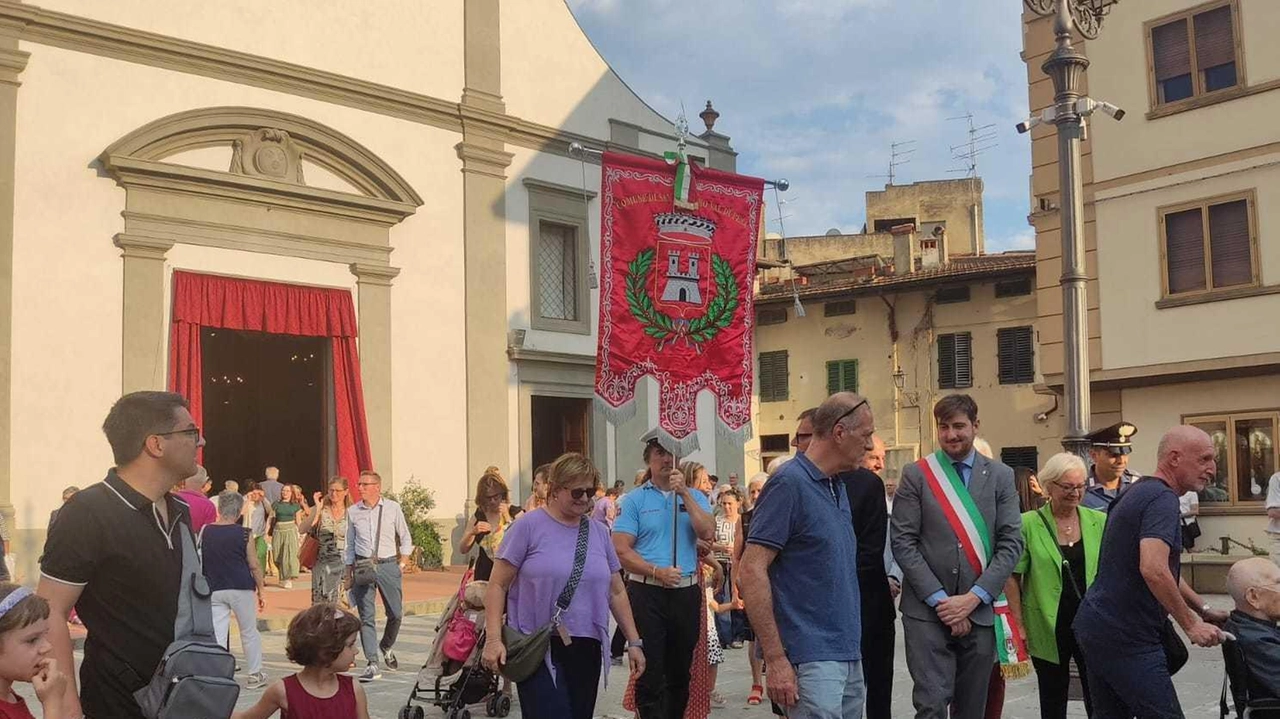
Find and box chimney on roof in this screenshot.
[920,225,949,269]
[890,223,916,276]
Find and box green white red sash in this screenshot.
[917,450,1031,679]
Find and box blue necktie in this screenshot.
[954,462,967,488]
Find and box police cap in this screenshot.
[1086,422,1137,455]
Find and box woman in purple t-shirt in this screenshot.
[482,453,647,719]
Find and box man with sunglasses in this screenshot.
[613,428,714,719]
[741,393,874,719]
[39,391,205,719]
[345,469,414,682]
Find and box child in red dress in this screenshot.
[234,603,369,719]
[0,584,67,719]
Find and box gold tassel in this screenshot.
[1001,661,1033,680]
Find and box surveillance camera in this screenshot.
[1016,116,1041,134]
[1097,101,1126,121]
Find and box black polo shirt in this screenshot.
[41,470,188,719]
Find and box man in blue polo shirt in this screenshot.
[740,392,874,719]
[614,429,715,719]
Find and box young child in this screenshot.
[702,559,730,708]
[234,603,369,719]
[0,583,66,719]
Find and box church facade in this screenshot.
[0,0,743,571]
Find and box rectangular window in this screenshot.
[536,221,578,322]
[1001,446,1039,473]
[1160,192,1257,298]
[759,434,791,454]
[1187,410,1278,507]
[527,179,592,334]
[937,332,972,390]
[997,326,1035,385]
[935,286,971,304]
[826,359,859,395]
[1148,2,1240,108]
[759,350,789,402]
[757,307,788,326]
[994,277,1033,298]
[824,300,857,317]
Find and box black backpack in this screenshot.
[133,519,240,718]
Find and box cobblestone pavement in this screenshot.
[19,601,1233,718]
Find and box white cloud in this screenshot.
[569,0,1032,239]
[990,228,1036,253]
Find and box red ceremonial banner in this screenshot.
[594,151,764,455]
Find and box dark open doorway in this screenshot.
[531,396,592,472]
[201,328,330,497]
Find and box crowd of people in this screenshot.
[9,388,1280,719]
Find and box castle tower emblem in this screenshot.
[653,213,715,314]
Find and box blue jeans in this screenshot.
[1077,640,1183,719]
[515,636,602,719]
[348,561,403,666]
[791,660,866,719]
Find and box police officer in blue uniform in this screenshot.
[1082,421,1142,512]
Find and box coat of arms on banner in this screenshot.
[595,151,764,455]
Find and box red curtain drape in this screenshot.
[168,271,374,499]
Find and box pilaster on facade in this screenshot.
[114,233,174,394]
[0,29,24,529]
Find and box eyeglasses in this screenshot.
[156,426,202,440]
[1054,483,1087,495]
[567,487,595,500]
[484,492,507,502]
[832,399,870,430]
[357,482,379,488]
[791,433,813,446]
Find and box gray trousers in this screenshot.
[902,616,995,719]
[349,561,403,666]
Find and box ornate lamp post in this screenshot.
[1020,0,1122,457]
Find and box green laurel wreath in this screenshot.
[624,248,739,348]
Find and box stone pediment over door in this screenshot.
[98,106,422,266]
[99,107,421,480]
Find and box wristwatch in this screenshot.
[626,639,644,649]
[1202,603,1213,614]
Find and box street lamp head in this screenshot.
[1023,0,1119,40]
[892,367,906,390]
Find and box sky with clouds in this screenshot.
[566,0,1036,253]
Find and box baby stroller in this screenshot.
[399,571,511,719]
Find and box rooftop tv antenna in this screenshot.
[948,112,998,178]
[867,140,916,186]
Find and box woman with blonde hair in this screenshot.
[461,466,514,582]
[1005,452,1107,719]
[307,476,352,604]
[483,453,645,719]
[680,461,713,498]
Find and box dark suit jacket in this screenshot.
[890,452,1023,627]
[1226,610,1280,700]
[843,468,895,628]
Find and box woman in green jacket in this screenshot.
[1005,452,1107,719]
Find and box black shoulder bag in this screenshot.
[351,505,383,588]
[500,516,591,682]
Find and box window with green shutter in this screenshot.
[826,359,859,395]
[997,326,1035,385]
[759,350,790,402]
[938,332,973,389]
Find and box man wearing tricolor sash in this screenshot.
[890,395,1024,719]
